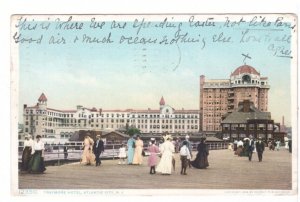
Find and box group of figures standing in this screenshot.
[127,135,144,165]
[231,137,267,162]
[140,134,209,175]
[21,134,46,174]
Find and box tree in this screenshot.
[126,127,141,137]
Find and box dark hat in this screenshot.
[36,135,42,138]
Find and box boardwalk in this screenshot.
[19,148,293,190]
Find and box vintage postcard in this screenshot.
[11,14,297,196]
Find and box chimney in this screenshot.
[23,104,27,109]
[99,108,102,115]
[243,100,250,112]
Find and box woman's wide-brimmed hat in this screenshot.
[25,133,32,138]
[36,135,42,138]
[166,134,173,140]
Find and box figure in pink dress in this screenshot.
[148,138,160,174]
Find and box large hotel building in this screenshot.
[23,64,270,138]
[23,95,199,139]
[200,65,269,132]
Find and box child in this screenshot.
[180,140,191,175]
[148,138,159,174]
[118,144,127,164]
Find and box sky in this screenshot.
[16,15,295,126]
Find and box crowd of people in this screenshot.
[230,137,291,162]
[21,132,291,176]
[78,133,210,176]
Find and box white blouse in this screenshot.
[24,139,34,148]
[33,140,45,151]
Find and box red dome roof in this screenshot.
[231,65,260,76]
[159,96,165,105]
[38,93,47,102]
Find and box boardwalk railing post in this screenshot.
[57,145,60,166]
[113,143,115,159]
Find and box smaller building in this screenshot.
[221,100,281,142]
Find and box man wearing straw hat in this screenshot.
[93,134,104,166]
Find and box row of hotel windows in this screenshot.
[25,111,199,119]
[204,119,221,123]
[203,126,221,131]
[232,80,265,85]
[25,118,198,126]
[204,82,230,87]
[222,124,274,130]
[203,108,228,111]
[204,88,230,92]
[25,119,198,126]
[204,101,229,105]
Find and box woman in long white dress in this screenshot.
[156,135,175,175]
[132,135,144,165]
[81,135,96,165]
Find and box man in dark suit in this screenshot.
[93,135,104,166]
[256,137,265,162]
[248,138,254,161]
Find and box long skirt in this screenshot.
[132,146,143,165]
[156,153,173,174]
[148,153,158,167]
[21,147,32,171]
[28,150,46,173]
[81,149,96,165]
[127,147,135,164]
[236,146,243,156]
[191,153,209,169]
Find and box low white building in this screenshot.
[23,93,200,138]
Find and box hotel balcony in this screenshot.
[231,83,270,88]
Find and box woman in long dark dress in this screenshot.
[28,135,46,174]
[21,134,34,172]
[191,138,209,169]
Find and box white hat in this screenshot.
[166,134,173,140]
[150,138,155,141]
[185,135,190,139]
[25,133,32,138]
